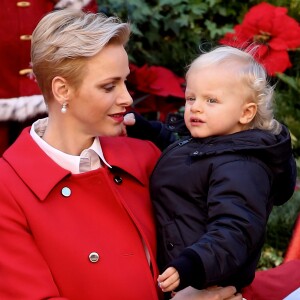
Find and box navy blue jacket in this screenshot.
[150,123,297,291]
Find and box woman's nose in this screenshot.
[119,85,133,107]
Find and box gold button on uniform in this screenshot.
[19,68,33,75]
[16,1,31,7]
[20,35,32,41]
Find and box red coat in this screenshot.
[242,260,300,300]
[284,215,300,262]
[0,128,162,300]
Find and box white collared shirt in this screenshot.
[30,118,111,174]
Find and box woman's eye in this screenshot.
[103,84,116,92]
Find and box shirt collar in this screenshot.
[30,117,111,174]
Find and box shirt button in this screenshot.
[167,242,174,251]
[61,187,71,197]
[16,1,31,7]
[89,252,100,263]
[114,176,123,185]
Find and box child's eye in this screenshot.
[186,97,196,102]
[207,98,217,103]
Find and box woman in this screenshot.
[0,9,241,300]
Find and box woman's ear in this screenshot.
[240,102,257,125]
[52,76,70,105]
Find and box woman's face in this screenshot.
[68,43,132,138]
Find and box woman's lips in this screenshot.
[109,113,125,123]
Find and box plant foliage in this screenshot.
[258,190,300,269]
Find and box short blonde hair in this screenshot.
[31,9,130,101]
[187,46,282,134]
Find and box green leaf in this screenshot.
[276,73,300,93]
[159,0,188,6]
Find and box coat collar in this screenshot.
[100,136,150,187]
[3,128,149,201]
[3,127,70,201]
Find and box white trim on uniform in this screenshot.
[0,95,47,121]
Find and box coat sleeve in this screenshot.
[0,180,68,299]
[242,260,300,300]
[170,158,272,290]
[125,111,177,151]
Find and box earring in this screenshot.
[61,103,67,113]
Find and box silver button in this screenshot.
[61,187,71,197]
[89,252,100,263]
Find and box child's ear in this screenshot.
[52,76,70,105]
[240,102,257,124]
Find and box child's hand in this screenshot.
[157,267,180,292]
[120,113,136,136]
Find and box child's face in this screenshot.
[184,64,253,138]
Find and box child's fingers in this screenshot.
[158,267,177,281]
[161,278,180,292]
[158,270,180,292]
[123,113,135,125]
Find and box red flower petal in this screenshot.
[272,18,300,48]
[257,48,292,75]
[219,2,300,75]
[128,64,184,98]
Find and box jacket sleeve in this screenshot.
[0,180,68,299]
[126,111,177,151]
[169,158,272,290]
[242,260,300,300]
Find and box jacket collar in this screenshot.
[3,127,70,201]
[3,128,148,202]
[100,136,149,186]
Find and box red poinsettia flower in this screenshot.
[128,64,185,98]
[219,2,300,75]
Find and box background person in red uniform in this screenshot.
[0,0,97,156]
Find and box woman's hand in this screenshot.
[171,286,243,300]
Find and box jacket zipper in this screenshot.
[151,137,192,175]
